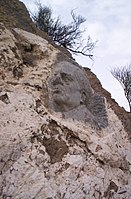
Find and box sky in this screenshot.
[20,0,131,111]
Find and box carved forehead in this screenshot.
[52,61,81,76]
[51,61,93,94]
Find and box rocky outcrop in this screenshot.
[0,23,131,199]
[0,0,72,58]
[0,0,36,33]
[0,0,131,198]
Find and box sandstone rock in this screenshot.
[0,23,131,199]
[0,0,39,34]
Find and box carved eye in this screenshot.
[60,73,74,82]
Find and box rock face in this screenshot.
[0,0,35,33]
[0,1,131,198]
[0,23,131,199]
[0,0,72,58]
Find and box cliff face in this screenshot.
[0,1,131,199]
[0,0,35,32]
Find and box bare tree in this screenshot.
[111,64,131,112]
[32,3,95,58]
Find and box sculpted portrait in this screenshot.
[47,61,108,128]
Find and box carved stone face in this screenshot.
[48,63,84,112]
[47,61,108,128]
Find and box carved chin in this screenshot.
[52,96,71,111]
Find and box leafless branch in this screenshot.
[31,4,95,58]
[111,64,131,112]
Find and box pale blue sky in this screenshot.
[20,0,131,111]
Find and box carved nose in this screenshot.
[52,75,63,85]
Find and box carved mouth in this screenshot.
[53,89,61,94]
[53,87,63,94]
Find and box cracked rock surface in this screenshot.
[0,24,131,199]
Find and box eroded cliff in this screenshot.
[0,22,131,199]
[0,1,131,198]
